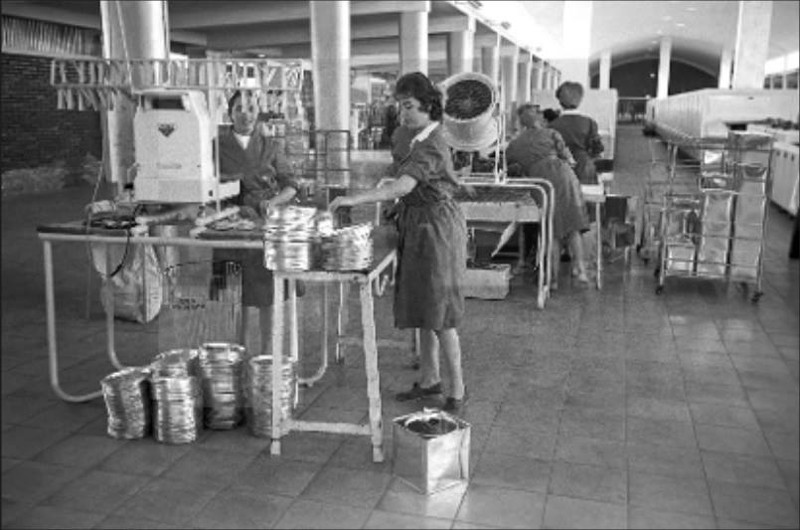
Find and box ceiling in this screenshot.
[2,0,798,77]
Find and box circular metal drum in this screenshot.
[151,348,199,378]
[198,342,247,430]
[244,355,296,438]
[150,375,203,444]
[321,223,374,271]
[101,367,152,440]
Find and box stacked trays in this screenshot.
[150,348,203,444]
[263,206,318,271]
[244,355,296,438]
[198,342,246,429]
[321,223,374,271]
[101,367,152,440]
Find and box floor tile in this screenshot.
[33,433,127,468]
[628,472,713,516]
[542,494,626,529]
[483,424,558,461]
[377,477,467,520]
[273,499,371,529]
[187,487,294,529]
[627,506,716,529]
[553,435,626,469]
[694,424,772,456]
[93,515,184,529]
[626,396,691,423]
[762,429,800,461]
[547,460,626,504]
[39,469,150,515]
[455,483,545,529]
[684,382,749,407]
[471,450,551,493]
[230,453,322,497]
[700,450,785,490]
[1,424,73,460]
[299,464,393,510]
[2,504,106,529]
[0,460,86,505]
[626,416,697,448]
[708,480,800,528]
[159,446,257,486]
[689,402,761,430]
[110,476,225,526]
[97,438,192,476]
[361,510,452,529]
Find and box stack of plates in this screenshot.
[321,223,374,271]
[198,342,247,430]
[150,375,203,444]
[150,349,202,444]
[101,367,152,440]
[244,355,296,438]
[263,206,319,271]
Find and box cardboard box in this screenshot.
[463,264,511,300]
[392,410,470,495]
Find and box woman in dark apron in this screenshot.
[329,72,469,413]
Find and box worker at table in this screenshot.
[549,81,605,186]
[328,72,469,414]
[216,89,302,354]
[506,103,590,287]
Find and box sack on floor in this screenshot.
[92,243,162,323]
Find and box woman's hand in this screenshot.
[328,195,354,212]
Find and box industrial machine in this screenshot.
[132,88,239,204]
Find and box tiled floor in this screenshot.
[2,124,798,529]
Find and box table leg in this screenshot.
[335,282,350,364]
[359,282,384,463]
[595,202,603,290]
[270,275,286,456]
[43,240,102,402]
[297,282,329,387]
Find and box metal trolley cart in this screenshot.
[654,132,774,302]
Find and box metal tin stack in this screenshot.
[101,367,152,440]
[198,342,247,430]
[321,223,374,271]
[150,349,203,444]
[263,206,318,271]
[244,355,296,438]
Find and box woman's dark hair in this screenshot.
[394,72,443,121]
[555,82,584,110]
[542,108,561,123]
[227,90,243,117]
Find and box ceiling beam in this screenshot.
[262,34,449,60]
[170,0,430,30]
[1,0,207,46]
[205,13,473,50]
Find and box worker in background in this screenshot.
[217,89,303,355]
[549,81,605,185]
[328,72,469,414]
[506,103,590,288]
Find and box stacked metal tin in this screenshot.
[263,206,318,271]
[101,367,152,440]
[244,355,296,438]
[198,342,246,430]
[321,223,374,271]
[150,349,203,444]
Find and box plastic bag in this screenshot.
[93,243,162,323]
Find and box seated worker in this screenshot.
[549,81,604,185]
[505,103,590,288]
[216,89,302,354]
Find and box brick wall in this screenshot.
[1,52,103,172]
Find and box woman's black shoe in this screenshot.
[395,382,442,402]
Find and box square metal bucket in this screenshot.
[392,410,471,495]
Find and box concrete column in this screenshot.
[599,50,611,89]
[481,45,499,84]
[399,11,428,75]
[531,59,543,90]
[310,1,350,186]
[541,64,550,91]
[100,0,169,186]
[447,28,474,76]
[501,48,519,111]
[557,0,593,87]
[517,53,532,104]
[657,36,672,98]
[718,47,733,89]
[732,1,773,89]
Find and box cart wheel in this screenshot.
[655,285,664,295]
[751,292,763,303]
